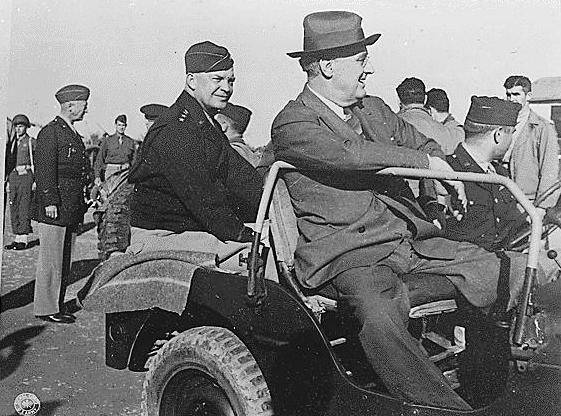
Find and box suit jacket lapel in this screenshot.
[455,145,495,194]
[299,86,361,143]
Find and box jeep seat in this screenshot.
[268,177,458,317]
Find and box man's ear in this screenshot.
[185,73,196,91]
[318,59,334,78]
[493,128,501,144]
[526,90,533,101]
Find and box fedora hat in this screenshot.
[287,11,381,58]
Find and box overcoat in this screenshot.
[128,91,263,241]
[34,116,91,226]
[446,144,523,251]
[272,86,461,289]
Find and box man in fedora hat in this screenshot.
[272,11,528,409]
[127,41,262,266]
[33,84,92,324]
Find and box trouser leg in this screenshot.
[333,265,472,410]
[9,174,33,235]
[34,223,67,316]
[58,229,75,310]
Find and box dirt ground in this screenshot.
[0,209,144,416]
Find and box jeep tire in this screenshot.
[142,326,273,416]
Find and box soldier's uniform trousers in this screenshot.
[8,169,34,235]
[33,223,76,316]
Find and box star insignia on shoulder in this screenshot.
[178,108,189,122]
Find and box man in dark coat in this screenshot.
[4,114,36,250]
[445,96,524,251]
[272,11,528,410]
[33,84,92,324]
[127,41,262,264]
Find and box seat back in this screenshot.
[269,177,299,269]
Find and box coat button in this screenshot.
[358,226,366,233]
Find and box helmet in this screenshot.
[12,114,31,128]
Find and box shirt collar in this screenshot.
[462,142,494,172]
[58,114,77,134]
[307,85,346,120]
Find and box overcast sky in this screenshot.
[6,0,561,145]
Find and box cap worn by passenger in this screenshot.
[287,11,381,58]
[115,114,127,124]
[140,104,168,120]
[184,41,234,73]
[218,103,252,132]
[12,114,30,127]
[465,96,521,127]
[396,77,426,102]
[426,88,450,113]
[55,84,90,104]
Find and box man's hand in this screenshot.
[427,155,467,215]
[236,226,255,243]
[45,205,58,219]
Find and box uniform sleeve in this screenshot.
[536,122,561,208]
[272,103,431,172]
[155,126,248,241]
[224,144,263,220]
[35,126,60,206]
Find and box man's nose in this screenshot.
[364,60,374,74]
[220,80,233,93]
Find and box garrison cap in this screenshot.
[12,114,31,127]
[140,104,168,120]
[425,88,450,112]
[55,84,90,104]
[218,103,252,133]
[465,96,521,127]
[396,77,426,103]
[115,114,127,124]
[184,41,234,73]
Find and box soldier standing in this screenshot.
[33,84,92,324]
[4,114,36,250]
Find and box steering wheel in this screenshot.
[504,179,561,252]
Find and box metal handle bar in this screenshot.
[250,161,541,344]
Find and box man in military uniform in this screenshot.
[215,102,260,167]
[397,78,465,155]
[445,96,523,251]
[128,41,262,264]
[94,114,135,184]
[33,84,92,324]
[140,103,168,131]
[4,114,36,250]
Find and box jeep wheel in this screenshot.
[142,326,273,416]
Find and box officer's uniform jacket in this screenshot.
[446,144,523,251]
[272,86,461,289]
[34,116,91,226]
[128,91,263,241]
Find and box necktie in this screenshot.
[343,107,363,136]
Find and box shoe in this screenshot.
[4,242,26,250]
[62,298,83,314]
[36,312,76,324]
[26,239,40,249]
